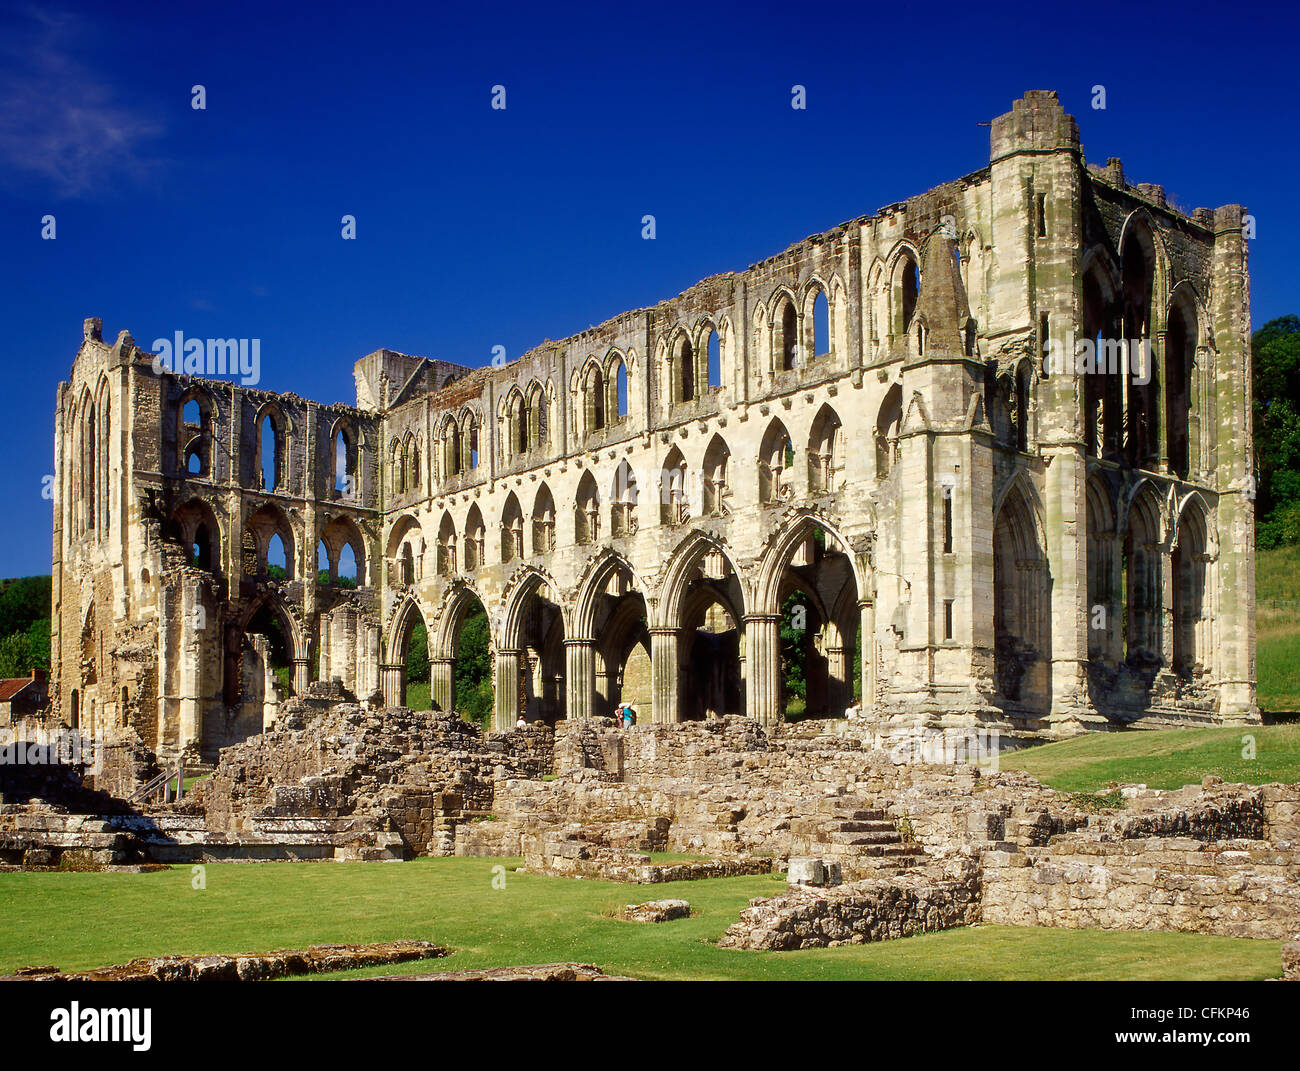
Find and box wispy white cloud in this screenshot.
[0,6,164,197]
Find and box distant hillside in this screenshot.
[0,575,51,678]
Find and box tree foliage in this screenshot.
[454,608,492,727]
[0,577,51,677]
[1254,315,1300,548]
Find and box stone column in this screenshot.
[825,643,847,717]
[178,581,203,754]
[649,628,679,724]
[494,648,521,730]
[430,657,455,713]
[859,600,875,710]
[564,639,595,720]
[380,662,404,708]
[744,613,781,726]
[291,658,311,696]
[1209,205,1258,722]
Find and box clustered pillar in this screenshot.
[743,613,781,726]
[563,639,595,721]
[493,648,521,730]
[649,628,679,724]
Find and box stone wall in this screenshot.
[982,837,1300,940]
[718,857,981,951]
[184,703,552,856]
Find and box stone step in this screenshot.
[828,830,905,847]
[828,819,897,833]
[842,856,929,878]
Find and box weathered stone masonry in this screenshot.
[51,91,1257,765]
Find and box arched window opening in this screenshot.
[333,428,356,497]
[501,495,524,562]
[391,442,406,495]
[876,384,903,477]
[267,532,289,579]
[468,417,481,469]
[527,384,548,450]
[1166,299,1195,481]
[615,362,629,419]
[776,298,799,370]
[192,522,212,570]
[901,258,919,333]
[436,513,457,577]
[759,420,795,504]
[677,336,695,402]
[1172,505,1209,677]
[1014,365,1031,452]
[707,330,722,389]
[1086,478,1117,663]
[586,364,606,433]
[259,414,279,490]
[187,448,203,474]
[183,400,201,425]
[532,486,556,555]
[337,543,358,587]
[702,436,731,517]
[808,406,842,493]
[660,448,689,526]
[813,291,830,358]
[993,486,1049,706]
[1121,231,1158,467]
[575,473,600,545]
[445,420,462,478]
[400,542,415,586]
[1123,491,1163,666]
[407,436,420,492]
[510,393,529,456]
[611,461,638,538]
[464,506,485,570]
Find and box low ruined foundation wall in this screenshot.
[717,857,981,951]
[982,837,1300,940]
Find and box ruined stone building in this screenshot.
[50,91,1257,763]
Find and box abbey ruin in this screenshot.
[50,91,1258,766]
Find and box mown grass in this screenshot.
[1002,723,1300,792]
[0,858,1280,981]
[1257,544,1300,713]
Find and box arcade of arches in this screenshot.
[51,91,1257,765]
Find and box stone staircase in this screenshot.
[0,807,132,867]
[788,794,928,879]
[107,811,404,863]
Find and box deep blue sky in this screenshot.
[1,0,1295,576]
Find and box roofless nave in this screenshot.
[51,91,1258,763]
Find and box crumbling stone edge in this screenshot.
[3,940,446,982]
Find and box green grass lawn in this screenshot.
[1002,722,1300,792]
[0,858,1281,980]
[1257,544,1300,713]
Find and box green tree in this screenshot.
[406,620,430,684]
[1253,315,1300,548]
[454,608,492,727]
[0,576,51,638]
[779,591,807,716]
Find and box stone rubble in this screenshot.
[621,900,691,923]
[4,940,446,982]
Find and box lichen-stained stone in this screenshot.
[49,92,1257,780]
